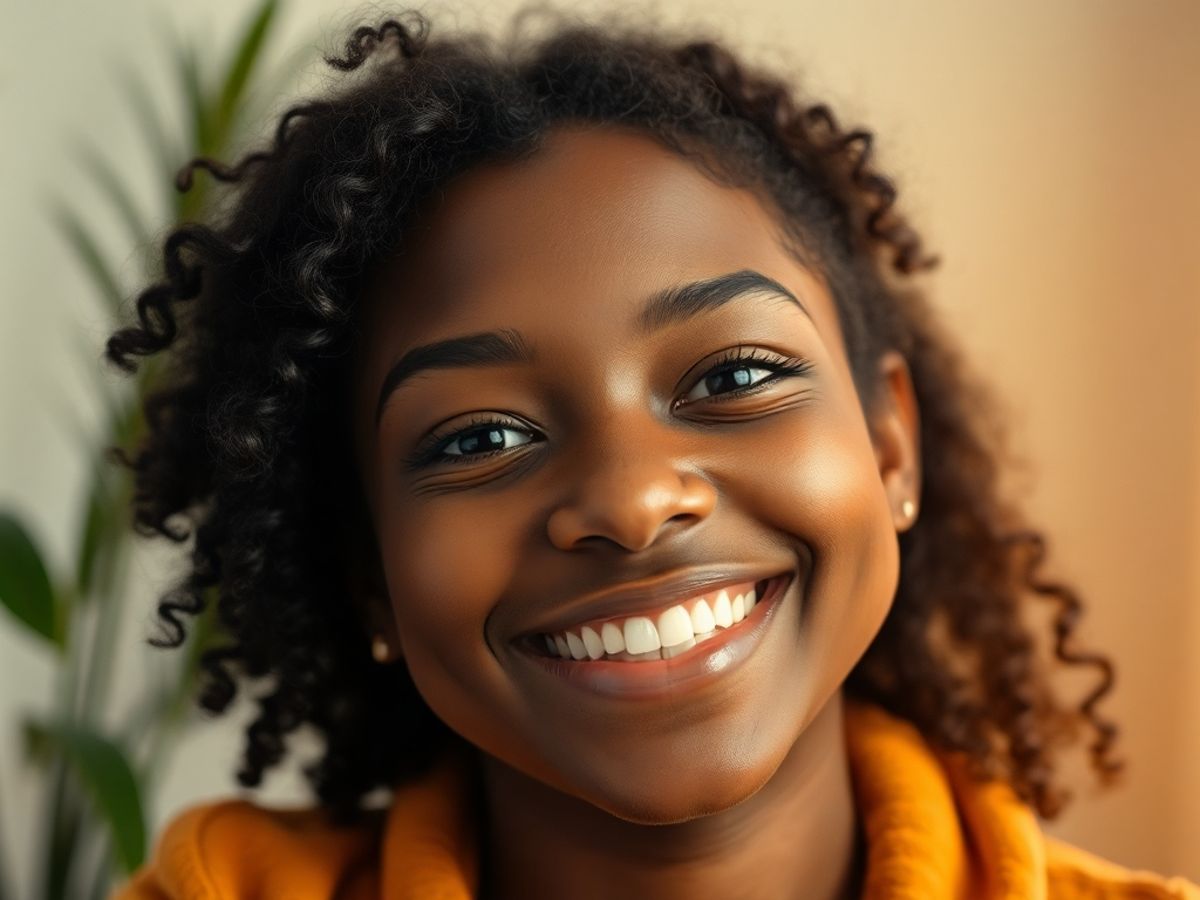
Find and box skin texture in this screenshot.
[349,124,921,899]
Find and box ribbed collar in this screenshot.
[379,698,1046,899]
[841,699,1045,899]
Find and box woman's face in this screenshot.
[351,124,919,824]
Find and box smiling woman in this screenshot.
[346,122,919,845]
[102,6,1198,900]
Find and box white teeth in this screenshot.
[600,622,625,654]
[580,626,605,660]
[660,636,696,659]
[565,631,588,660]
[543,579,772,662]
[623,616,660,654]
[612,647,662,662]
[689,599,716,635]
[712,590,733,628]
[553,634,571,658]
[656,605,694,648]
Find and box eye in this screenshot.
[407,414,538,469]
[442,423,533,458]
[679,347,813,405]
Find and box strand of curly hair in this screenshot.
[105,7,1123,825]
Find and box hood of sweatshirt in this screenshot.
[113,698,1199,899]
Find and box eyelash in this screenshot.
[406,347,814,469]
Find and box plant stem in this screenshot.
[83,830,114,900]
[0,768,12,900]
[41,759,84,900]
[77,539,129,726]
[38,574,88,898]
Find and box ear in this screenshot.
[345,509,403,664]
[868,350,922,533]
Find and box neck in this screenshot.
[477,691,864,900]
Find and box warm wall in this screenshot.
[1,0,1195,894]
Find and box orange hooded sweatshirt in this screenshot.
[111,700,1198,899]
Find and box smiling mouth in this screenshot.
[523,574,787,664]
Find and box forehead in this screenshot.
[354,124,844,401]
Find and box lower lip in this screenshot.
[513,573,793,701]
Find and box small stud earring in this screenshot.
[371,634,390,663]
[901,499,915,520]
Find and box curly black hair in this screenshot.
[104,5,1124,826]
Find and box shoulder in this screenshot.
[1044,834,1200,899]
[109,797,384,899]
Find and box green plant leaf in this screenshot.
[67,326,126,439]
[62,328,137,602]
[115,60,182,207]
[49,202,126,320]
[169,32,213,221]
[230,27,319,153]
[45,723,146,874]
[75,456,119,602]
[0,510,60,647]
[243,25,318,112]
[21,716,55,766]
[213,0,279,146]
[72,142,152,251]
[176,36,212,158]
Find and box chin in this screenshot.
[598,792,755,826]
[572,753,780,826]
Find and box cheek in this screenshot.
[744,405,899,678]
[375,495,527,734]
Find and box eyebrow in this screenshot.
[374,268,811,428]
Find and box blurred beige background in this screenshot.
[1,0,1196,892]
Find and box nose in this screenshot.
[545,443,718,553]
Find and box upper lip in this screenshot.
[517,566,790,638]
